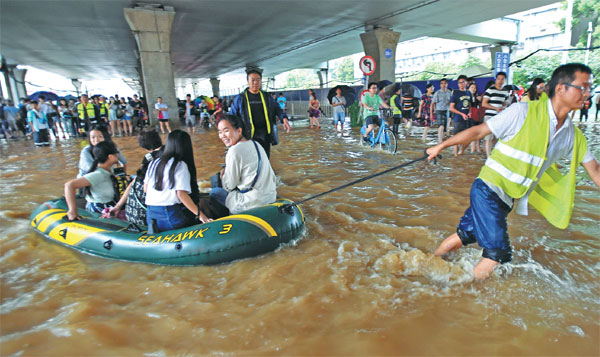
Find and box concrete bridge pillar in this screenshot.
[360,27,400,84]
[6,65,19,104]
[124,5,177,126]
[210,77,220,97]
[13,67,27,99]
[71,79,82,96]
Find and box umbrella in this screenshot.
[377,80,392,90]
[60,94,78,101]
[327,85,357,107]
[503,84,519,91]
[29,91,59,101]
[454,64,492,79]
[195,95,215,110]
[383,82,422,98]
[400,83,422,98]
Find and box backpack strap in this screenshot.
[238,141,262,194]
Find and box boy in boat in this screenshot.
[426,63,600,279]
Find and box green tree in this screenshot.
[558,0,600,47]
[332,57,355,83]
[512,53,562,87]
[283,69,319,89]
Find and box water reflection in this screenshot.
[0,121,598,355]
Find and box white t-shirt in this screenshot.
[144,158,191,206]
[485,100,596,214]
[222,140,277,214]
[155,103,169,119]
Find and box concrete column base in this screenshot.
[360,28,401,84]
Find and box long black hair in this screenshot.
[526,78,545,101]
[153,130,199,202]
[88,125,112,147]
[137,129,163,179]
[84,141,118,196]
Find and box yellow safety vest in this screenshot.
[390,94,401,115]
[245,90,270,138]
[77,102,96,119]
[478,98,587,229]
[99,103,108,116]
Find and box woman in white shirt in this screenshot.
[144,130,208,233]
[200,115,277,219]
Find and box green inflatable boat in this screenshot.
[29,197,305,265]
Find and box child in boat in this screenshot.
[200,114,277,219]
[144,130,209,233]
[104,129,163,226]
[65,141,121,220]
[78,125,127,177]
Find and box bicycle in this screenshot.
[359,108,398,154]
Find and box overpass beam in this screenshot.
[13,67,27,99]
[209,77,220,97]
[124,5,177,127]
[360,27,400,83]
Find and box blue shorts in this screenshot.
[122,115,131,121]
[334,112,345,124]
[456,178,513,263]
[365,115,381,126]
[209,187,229,207]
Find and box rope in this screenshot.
[279,150,436,214]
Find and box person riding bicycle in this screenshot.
[362,82,391,143]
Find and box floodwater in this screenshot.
[1,120,599,356]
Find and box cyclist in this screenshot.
[362,82,391,143]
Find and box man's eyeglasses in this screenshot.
[564,83,594,94]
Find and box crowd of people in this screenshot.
[0,93,151,145]
[358,70,599,159]
[2,62,598,281]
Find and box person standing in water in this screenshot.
[426,63,600,280]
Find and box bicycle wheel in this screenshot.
[380,128,397,154]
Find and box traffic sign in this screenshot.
[495,52,510,77]
[359,56,376,76]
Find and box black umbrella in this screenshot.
[503,84,519,91]
[327,85,357,107]
[29,91,59,101]
[377,80,392,90]
[383,83,422,98]
[401,83,422,98]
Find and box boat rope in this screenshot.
[279,150,439,215]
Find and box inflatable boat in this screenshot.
[29,197,305,265]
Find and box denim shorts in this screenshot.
[365,115,381,126]
[436,111,448,127]
[147,204,194,233]
[334,112,345,124]
[456,178,513,263]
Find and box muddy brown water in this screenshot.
[1,121,599,355]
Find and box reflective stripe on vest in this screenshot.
[244,90,270,138]
[390,94,401,115]
[77,102,96,119]
[478,98,549,198]
[478,97,588,228]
